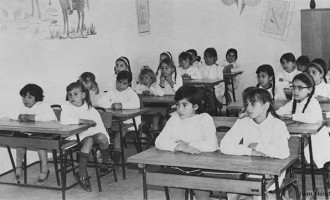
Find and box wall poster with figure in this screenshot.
[136,0,150,35]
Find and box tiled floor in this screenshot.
[0,144,328,200]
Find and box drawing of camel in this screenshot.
[31,0,52,19]
[59,0,89,38]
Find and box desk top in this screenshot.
[0,120,92,137]
[213,117,325,134]
[105,107,150,119]
[128,147,298,176]
[227,100,330,113]
[223,71,243,78]
[139,95,175,104]
[183,79,224,86]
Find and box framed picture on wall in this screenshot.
[260,0,295,40]
[136,0,150,35]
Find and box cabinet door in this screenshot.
[301,9,330,64]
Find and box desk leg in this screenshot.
[231,77,236,102]
[261,175,266,200]
[308,137,317,200]
[143,166,148,200]
[301,138,306,200]
[119,122,126,180]
[6,146,15,173]
[274,175,281,200]
[60,148,66,200]
[212,86,220,116]
[24,151,27,184]
[132,117,142,153]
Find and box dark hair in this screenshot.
[291,73,315,114]
[187,49,201,62]
[156,58,177,81]
[179,51,193,65]
[80,72,96,82]
[311,58,328,83]
[117,70,133,83]
[226,48,238,60]
[204,48,218,63]
[175,85,204,114]
[243,87,280,119]
[296,56,310,67]
[280,52,296,64]
[66,82,92,109]
[160,51,172,60]
[139,67,156,84]
[256,64,276,100]
[20,84,44,102]
[116,56,131,72]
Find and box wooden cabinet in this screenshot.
[301,9,330,66]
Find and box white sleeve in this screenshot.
[121,89,140,109]
[190,67,203,79]
[60,104,79,125]
[155,116,178,151]
[293,100,322,123]
[134,84,144,94]
[189,114,219,152]
[276,100,293,116]
[97,92,114,108]
[220,119,252,156]
[172,75,183,92]
[35,103,57,122]
[274,87,287,101]
[150,83,165,96]
[255,122,290,159]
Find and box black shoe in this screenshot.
[100,162,115,175]
[69,10,73,15]
[37,169,50,185]
[74,173,92,192]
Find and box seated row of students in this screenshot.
[155,85,290,200]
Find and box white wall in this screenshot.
[0,0,329,172]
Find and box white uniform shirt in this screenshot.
[98,87,140,109]
[220,114,290,159]
[134,83,165,96]
[60,102,109,141]
[154,73,183,95]
[276,69,301,89]
[13,101,57,122]
[177,66,203,79]
[155,112,218,152]
[276,97,330,168]
[258,85,287,101]
[314,81,330,99]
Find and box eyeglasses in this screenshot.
[289,85,310,91]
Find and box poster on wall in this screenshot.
[136,0,150,35]
[260,0,295,41]
[0,0,95,40]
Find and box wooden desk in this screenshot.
[183,79,224,116]
[128,147,298,200]
[139,95,175,116]
[0,120,92,200]
[223,71,243,102]
[213,117,325,200]
[105,108,150,179]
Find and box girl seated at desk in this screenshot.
[307,61,330,103]
[220,87,290,200]
[155,85,218,200]
[61,82,112,192]
[177,51,202,80]
[134,66,163,96]
[256,64,286,100]
[276,73,330,169]
[14,84,57,185]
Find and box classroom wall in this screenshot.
[0,0,329,172]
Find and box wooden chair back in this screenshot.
[51,104,62,121]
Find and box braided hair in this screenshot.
[291,73,315,114]
[243,87,281,119]
[256,64,276,100]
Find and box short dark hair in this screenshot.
[117,71,132,83]
[280,52,296,63]
[179,51,193,65]
[226,48,238,60]
[175,86,204,114]
[80,72,96,83]
[296,56,310,66]
[20,84,44,101]
[204,47,218,61]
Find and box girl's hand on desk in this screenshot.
[248,143,258,150]
[112,103,122,110]
[282,114,292,120]
[142,90,151,96]
[182,74,191,80]
[176,140,188,145]
[251,149,267,157]
[18,114,35,122]
[175,143,201,154]
[315,95,330,103]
